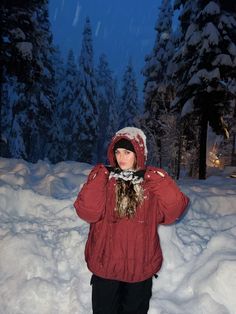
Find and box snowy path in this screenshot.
[0,158,235,314]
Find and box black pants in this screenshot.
[91,274,153,314]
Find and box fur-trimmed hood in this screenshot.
[107,127,148,169]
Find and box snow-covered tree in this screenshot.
[141,0,175,167]
[1,1,55,163]
[47,46,67,162]
[96,53,118,162]
[119,60,139,128]
[0,1,37,82]
[171,0,236,179]
[106,77,120,147]
[1,1,38,158]
[158,113,180,176]
[60,49,80,161]
[143,0,174,114]
[28,2,55,162]
[75,17,99,163]
[217,99,236,167]
[1,74,27,158]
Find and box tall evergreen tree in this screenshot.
[1,0,38,158]
[38,3,56,160]
[1,74,27,158]
[96,53,118,162]
[47,46,67,162]
[1,1,55,162]
[142,0,175,167]
[143,0,174,113]
[171,0,236,179]
[217,98,236,167]
[106,77,119,148]
[119,60,139,128]
[61,49,80,161]
[25,2,55,162]
[76,17,99,163]
[0,1,39,83]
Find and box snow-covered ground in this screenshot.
[0,157,235,314]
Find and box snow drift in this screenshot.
[0,157,235,314]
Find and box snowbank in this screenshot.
[0,158,235,314]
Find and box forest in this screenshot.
[1,0,236,179]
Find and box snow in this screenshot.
[181,97,194,117]
[212,54,233,67]
[185,24,197,42]
[201,1,220,16]
[72,1,81,27]
[187,30,201,47]
[9,28,26,40]
[15,42,33,60]
[115,127,148,157]
[188,68,220,86]
[95,21,101,37]
[228,42,236,57]
[0,157,236,314]
[220,14,236,29]
[202,22,220,46]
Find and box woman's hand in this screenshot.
[87,164,109,182]
[74,163,109,223]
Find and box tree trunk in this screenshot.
[232,133,236,166]
[199,113,208,179]
[176,133,182,180]
[0,36,2,146]
[159,142,162,168]
[176,119,183,180]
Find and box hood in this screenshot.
[107,127,148,169]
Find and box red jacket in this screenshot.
[74,131,189,283]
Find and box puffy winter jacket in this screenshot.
[74,128,189,283]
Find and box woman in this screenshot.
[74,127,189,314]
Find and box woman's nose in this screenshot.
[119,153,125,160]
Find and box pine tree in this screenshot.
[1,1,55,163]
[47,46,66,162]
[96,53,118,162]
[142,0,175,167]
[28,2,55,162]
[1,0,38,158]
[143,0,174,113]
[75,17,99,163]
[0,1,39,83]
[218,99,236,167]
[171,0,236,179]
[119,60,139,129]
[1,74,27,158]
[61,49,80,161]
[106,77,119,148]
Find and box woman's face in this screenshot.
[115,148,136,170]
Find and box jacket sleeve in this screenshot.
[73,164,109,223]
[145,167,189,224]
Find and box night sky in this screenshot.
[49,0,163,90]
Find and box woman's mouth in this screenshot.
[119,162,126,166]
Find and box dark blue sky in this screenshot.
[49,0,163,92]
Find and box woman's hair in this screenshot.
[115,179,143,218]
[114,156,143,218]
